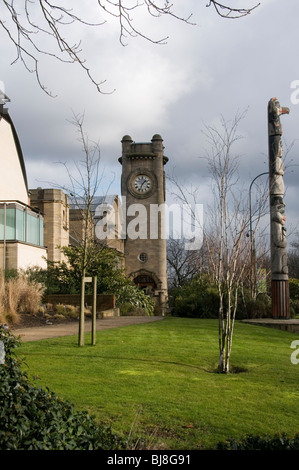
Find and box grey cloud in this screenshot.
[0,0,298,237]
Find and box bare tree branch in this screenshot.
[206,1,260,19]
[0,1,260,95]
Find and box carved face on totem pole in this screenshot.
[268,97,289,136]
[271,196,286,226]
[270,139,285,195]
[270,196,288,274]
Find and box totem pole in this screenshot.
[268,97,290,318]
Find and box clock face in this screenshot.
[134,174,151,193]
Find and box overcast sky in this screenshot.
[1,0,299,244]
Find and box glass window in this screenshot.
[39,217,44,247]
[139,253,148,262]
[5,208,16,240]
[26,212,39,245]
[16,208,25,242]
[0,203,44,246]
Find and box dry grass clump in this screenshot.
[54,304,79,319]
[0,273,45,325]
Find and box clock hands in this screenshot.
[135,175,150,192]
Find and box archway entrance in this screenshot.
[133,274,157,294]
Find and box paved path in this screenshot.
[12,316,165,342]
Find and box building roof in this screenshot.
[69,195,119,213]
[0,92,28,194]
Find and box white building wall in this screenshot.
[0,243,47,271]
[0,117,28,204]
[16,243,47,270]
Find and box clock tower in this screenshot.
[119,134,168,315]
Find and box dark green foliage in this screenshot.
[170,275,274,319]
[288,279,299,317]
[290,299,299,317]
[238,292,272,319]
[170,275,219,318]
[25,263,78,295]
[217,433,299,450]
[289,278,299,301]
[0,329,125,450]
[25,245,123,296]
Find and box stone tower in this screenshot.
[29,188,69,263]
[119,134,168,315]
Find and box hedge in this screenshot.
[0,327,125,450]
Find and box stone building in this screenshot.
[69,195,124,255]
[29,188,69,264]
[30,135,169,314]
[119,135,168,314]
[0,92,168,313]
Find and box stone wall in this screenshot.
[29,188,69,263]
[44,293,115,311]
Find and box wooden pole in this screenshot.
[92,276,97,345]
[267,98,290,318]
[78,270,85,346]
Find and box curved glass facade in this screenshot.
[0,202,44,247]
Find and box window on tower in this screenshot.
[139,253,147,262]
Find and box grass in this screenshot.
[18,317,299,449]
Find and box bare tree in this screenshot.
[58,111,105,346]
[167,237,202,288]
[1,1,260,95]
[168,111,268,373]
[201,112,257,373]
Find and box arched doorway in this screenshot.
[133,274,157,295]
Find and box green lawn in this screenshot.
[18,317,299,449]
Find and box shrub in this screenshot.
[170,276,274,320]
[239,293,272,319]
[116,284,155,316]
[170,276,219,318]
[217,433,299,450]
[289,278,299,301]
[290,299,299,317]
[0,328,125,450]
[54,304,79,319]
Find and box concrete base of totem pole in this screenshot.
[271,279,290,319]
[241,318,299,333]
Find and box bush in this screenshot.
[290,299,299,317]
[170,276,219,318]
[170,277,274,320]
[0,328,125,450]
[238,293,272,319]
[116,283,155,316]
[289,278,299,300]
[217,433,299,450]
[54,304,79,319]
